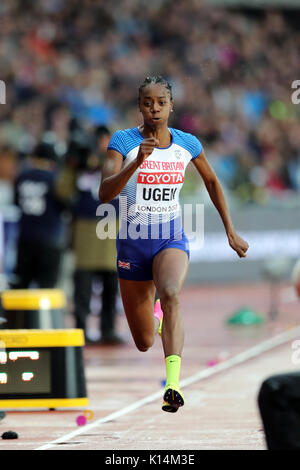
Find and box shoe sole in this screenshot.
[162,388,184,413]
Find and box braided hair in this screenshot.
[138,76,173,101]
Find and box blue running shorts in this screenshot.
[116,219,190,281]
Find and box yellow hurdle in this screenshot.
[1,289,67,329]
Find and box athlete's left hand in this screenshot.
[227,231,249,258]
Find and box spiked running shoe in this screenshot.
[162,384,185,413]
[154,299,163,336]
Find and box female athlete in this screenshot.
[99,76,249,412]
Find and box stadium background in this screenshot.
[0,0,299,289]
[0,0,300,451]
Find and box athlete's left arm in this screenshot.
[192,151,249,258]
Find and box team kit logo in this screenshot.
[118,260,131,270]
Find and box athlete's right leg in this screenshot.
[118,278,157,352]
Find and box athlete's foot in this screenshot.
[162,383,185,413]
[154,299,163,336]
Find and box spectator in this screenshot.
[55,124,124,344]
[12,141,66,289]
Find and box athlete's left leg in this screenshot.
[152,248,189,412]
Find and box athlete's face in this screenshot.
[139,84,173,129]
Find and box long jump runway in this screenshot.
[1,282,299,451]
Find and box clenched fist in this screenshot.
[137,137,159,166]
[228,231,249,258]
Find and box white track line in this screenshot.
[35,325,300,450]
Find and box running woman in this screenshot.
[99,76,249,412]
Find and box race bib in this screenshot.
[134,160,185,214]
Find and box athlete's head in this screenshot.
[138,76,173,129]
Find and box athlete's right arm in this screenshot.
[99,137,158,203]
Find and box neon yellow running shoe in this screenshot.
[162,383,185,413]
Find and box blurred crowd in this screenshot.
[0,0,300,206]
[0,0,299,338]
[1,0,300,204]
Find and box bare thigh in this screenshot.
[153,248,189,299]
[118,278,156,351]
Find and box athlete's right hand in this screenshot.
[137,137,159,165]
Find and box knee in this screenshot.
[160,284,180,311]
[136,344,150,352]
[134,334,155,352]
